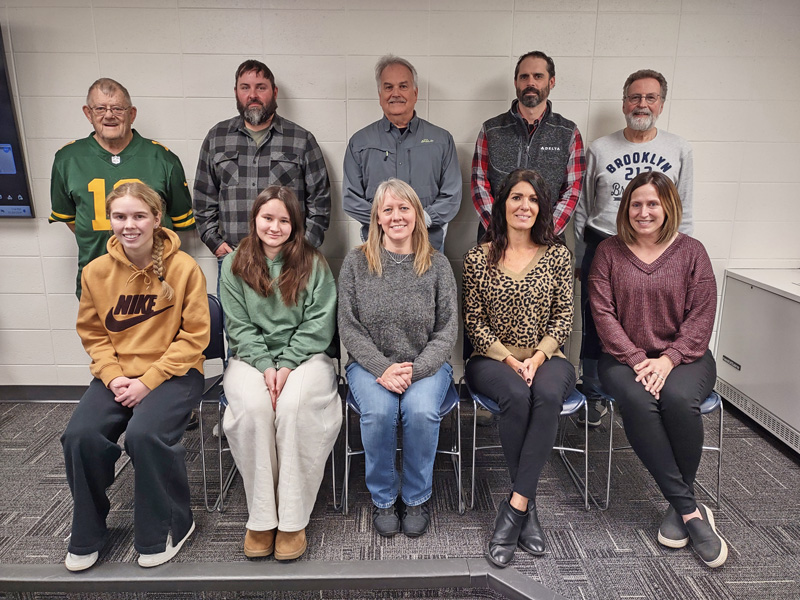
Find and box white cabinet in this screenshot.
[716,269,800,454]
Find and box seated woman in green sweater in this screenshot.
[220,186,341,561]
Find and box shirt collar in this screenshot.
[380,112,419,134]
[232,113,283,136]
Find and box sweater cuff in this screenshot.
[139,367,167,392]
[485,340,511,362]
[276,358,299,371]
[661,348,683,367]
[535,335,560,360]
[365,355,393,379]
[254,357,276,374]
[625,350,649,370]
[98,365,125,388]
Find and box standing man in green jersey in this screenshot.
[49,78,196,298]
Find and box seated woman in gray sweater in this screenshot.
[338,178,458,538]
[220,186,341,562]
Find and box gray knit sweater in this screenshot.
[338,247,458,382]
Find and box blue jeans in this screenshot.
[346,361,453,508]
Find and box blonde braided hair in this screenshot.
[151,230,174,300]
[106,181,173,300]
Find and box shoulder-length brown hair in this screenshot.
[231,186,320,305]
[485,169,561,268]
[360,178,434,277]
[616,171,682,246]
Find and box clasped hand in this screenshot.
[264,366,292,410]
[108,376,151,408]
[633,356,674,399]
[377,362,413,394]
[504,352,545,387]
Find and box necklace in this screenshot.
[384,248,413,265]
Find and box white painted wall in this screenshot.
[1,0,799,385]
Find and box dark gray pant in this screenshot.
[598,350,716,515]
[465,355,576,500]
[61,370,202,555]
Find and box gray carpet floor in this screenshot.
[0,393,798,600]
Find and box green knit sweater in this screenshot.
[220,250,336,372]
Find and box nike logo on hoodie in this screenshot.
[104,294,174,332]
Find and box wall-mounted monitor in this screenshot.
[0,29,34,218]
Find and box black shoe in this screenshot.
[658,505,689,548]
[486,499,525,568]
[372,505,400,537]
[577,399,607,428]
[685,504,728,568]
[401,503,430,537]
[518,502,545,555]
[185,410,199,431]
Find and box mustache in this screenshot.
[522,86,539,96]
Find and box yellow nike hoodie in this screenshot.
[77,228,210,391]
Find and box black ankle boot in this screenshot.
[486,499,525,568]
[518,502,545,555]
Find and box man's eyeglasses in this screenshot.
[88,106,131,117]
[624,94,661,105]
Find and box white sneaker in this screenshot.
[65,551,98,571]
[137,521,195,568]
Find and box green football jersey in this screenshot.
[49,130,195,297]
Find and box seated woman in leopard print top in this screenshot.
[463,169,575,569]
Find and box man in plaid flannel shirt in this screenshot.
[471,50,585,242]
[193,59,331,261]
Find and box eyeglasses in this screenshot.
[624,94,661,105]
[88,105,131,117]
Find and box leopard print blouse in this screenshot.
[462,243,574,362]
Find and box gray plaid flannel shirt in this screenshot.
[193,114,331,251]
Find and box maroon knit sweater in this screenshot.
[588,233,717,369]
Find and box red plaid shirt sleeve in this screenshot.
[471,126,494,230]
[552,128,585,236]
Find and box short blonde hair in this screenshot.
[361,178,433,276]
[616,171,682,246]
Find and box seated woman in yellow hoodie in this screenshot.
[61,181,209,572]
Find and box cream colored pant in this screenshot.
[223,354,341,532]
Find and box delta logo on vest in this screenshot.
[105,294,174,332]
[539,146,562,152]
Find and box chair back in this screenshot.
[205,294,226,362]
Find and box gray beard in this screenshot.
[238,98,277,127]
[626,111,658,131]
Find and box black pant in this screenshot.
[465,355,576,499]
[61,370,202,554]
[598,350,716,515]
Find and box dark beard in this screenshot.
[237,97,278,126]
[517,86,546,109]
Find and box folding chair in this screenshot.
[599,390,724,510]
[340,378,464,515]
[461,337,589,510]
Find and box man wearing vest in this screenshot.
[573,69,693,427]
[471,50,585,242]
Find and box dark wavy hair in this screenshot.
[484,169,561,268]
[231,186,320,306]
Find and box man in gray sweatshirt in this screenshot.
[573,69,694,426]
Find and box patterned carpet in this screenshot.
[0,392,798,600]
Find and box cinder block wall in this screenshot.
[1,0,799,385]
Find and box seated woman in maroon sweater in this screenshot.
[588,171,727,569]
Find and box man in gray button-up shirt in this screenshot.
[343,55,461,252]
[194,59,331,259]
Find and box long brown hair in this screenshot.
[485,169,560,268]
[231,186,319,305]
[105,181,174,301]
[361,178,434,277]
